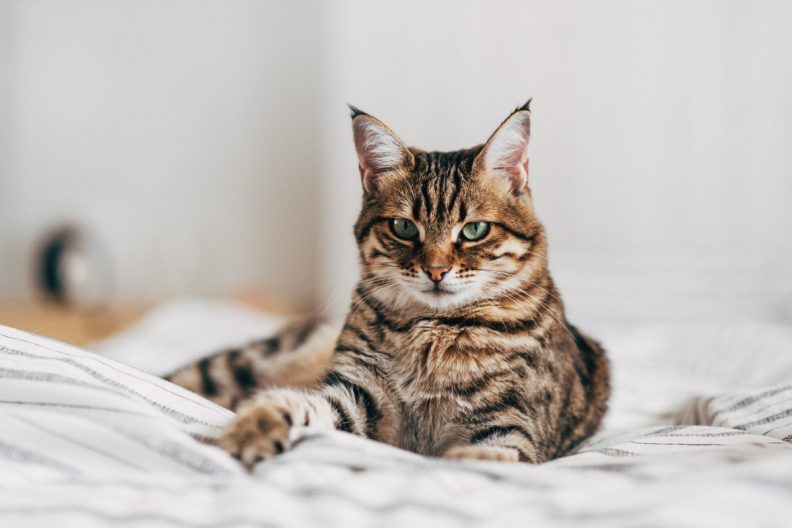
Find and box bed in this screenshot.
[1,299,792,527]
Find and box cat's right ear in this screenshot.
[350,106,412,193]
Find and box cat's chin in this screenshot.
[409,288,476,312]
[369,283,478,313]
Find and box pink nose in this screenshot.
[423,266,451,283]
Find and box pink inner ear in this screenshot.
[353,117,406,192]
[502,158,529,193]
[484,112,531,194]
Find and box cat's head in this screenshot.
[352,101,547,313]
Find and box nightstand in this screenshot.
[0,301,150,346]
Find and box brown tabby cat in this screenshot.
[166,101,610,467]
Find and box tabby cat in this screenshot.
[166,101,610,467]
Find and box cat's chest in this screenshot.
[389,326,457,389]
[384,323,502,454]
[386,323,501,394]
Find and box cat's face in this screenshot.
[352,103,546,312]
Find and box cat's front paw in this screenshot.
[443,445,519,462]
[218,400,293,469]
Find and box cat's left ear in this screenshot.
[350,106,413,193]
[475,100,532,195]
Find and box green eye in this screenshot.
[461,222,490,241]
[391,218,418,239]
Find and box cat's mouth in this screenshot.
[423,284,453,296]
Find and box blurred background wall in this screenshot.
[0,1,322,307]
[2,0,791,324]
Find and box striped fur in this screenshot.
[171,102,610,467]
[165,319,338,410]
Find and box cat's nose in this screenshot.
[423,265,451,283]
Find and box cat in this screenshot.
[166,100,610,466]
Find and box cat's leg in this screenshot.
[219,368,399,469]
[165,318,337,410]
[443,423,539,463]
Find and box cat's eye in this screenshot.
[391,218,419,240]
[461,222,490,241]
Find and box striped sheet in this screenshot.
[1,323,792,527]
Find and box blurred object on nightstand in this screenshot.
[0,223,130,345]
[36,225,114,312]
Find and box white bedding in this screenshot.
[2,301,792,527]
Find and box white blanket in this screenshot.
[2,302,792,527]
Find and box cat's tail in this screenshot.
[164,318,340,411]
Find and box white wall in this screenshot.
[1,1,322,306]
[317,0,792,323]
[0,0,15,298]
[2,1,791,323]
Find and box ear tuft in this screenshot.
[348,104,369,120]
[476,104,532,195]
[352,114,410,192]
[515,98,532,113]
